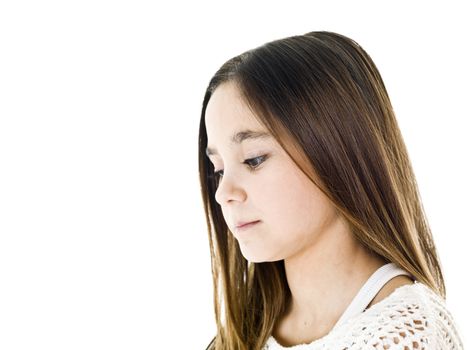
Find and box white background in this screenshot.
[0,1,465,349]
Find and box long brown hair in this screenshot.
[198,31,445,350]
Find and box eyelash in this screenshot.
[212,155,267,181]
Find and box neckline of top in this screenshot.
[268,281,421,349]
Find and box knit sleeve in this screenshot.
[355,296,463,349]
[432,298,464,349]
[262,283,464,350]
[364,303,433,349]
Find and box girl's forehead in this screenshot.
[206,94,266,144]
[206,87,252,123]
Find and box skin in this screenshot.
[204,81,413,347]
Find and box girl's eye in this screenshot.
[213,155,267,181]
[244,155,267,168]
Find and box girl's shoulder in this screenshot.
[332,282,464,349]
[264,282,464,349]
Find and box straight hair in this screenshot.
[198,31,445,350]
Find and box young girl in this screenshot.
[198,31,464,350]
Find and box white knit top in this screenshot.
[263,263,464,349]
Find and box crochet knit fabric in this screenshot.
[263,282,464,349]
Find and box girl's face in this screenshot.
[205,82,340,263]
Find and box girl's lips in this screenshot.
[236,220,261,230]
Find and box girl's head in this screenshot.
[198,31,445,350]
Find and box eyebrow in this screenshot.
[206,129,271,157]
